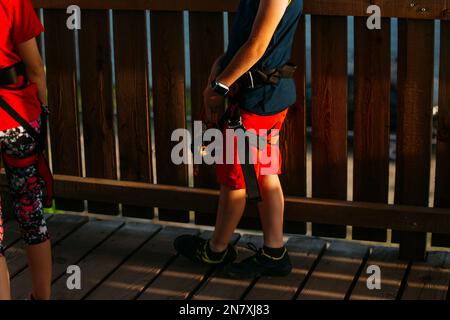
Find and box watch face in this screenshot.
[212,81,229,96]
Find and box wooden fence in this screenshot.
[1,0,450,261]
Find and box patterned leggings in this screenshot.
[0,119,49,257]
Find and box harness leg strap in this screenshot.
[239,136,262,203]
[229,107,262,203]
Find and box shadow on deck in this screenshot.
[4,213,450,300]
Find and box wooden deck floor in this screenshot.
[4,213,450,300]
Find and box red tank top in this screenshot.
[0,0,44,131]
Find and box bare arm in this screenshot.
[17,38,47,106]
[216,0,289,87]
[208,54,224,84]
[202,54,225,124]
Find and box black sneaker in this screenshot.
[223,243,292,279]
[174,235,237,266]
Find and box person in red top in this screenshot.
[0,0,51,300]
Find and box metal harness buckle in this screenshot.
[266,70,282,85]
[246,71,255,89]
[228,116,244,130]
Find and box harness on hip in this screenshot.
[195,63,296,203]
[222,63,295,202]
[0,62,54,208]
[0,62,28,90]
[236,63,297,89]
[223,105,263,203]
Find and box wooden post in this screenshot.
[79,10,118,215]
[433,21,450,247]
[151,11,189,222]
[280,16,307,234]
[190,12,225,226]
[352,17,391,242]
[311,15,348,238]
[44,10,84,212]
[113,10,154,219]
[395,19,434,261]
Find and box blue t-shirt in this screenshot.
[220,0,303,115]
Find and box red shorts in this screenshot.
[216,108,288,190]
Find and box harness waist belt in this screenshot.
[0,62,26,86]
[236,63,297,89]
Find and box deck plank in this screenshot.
[297,241,368,300]
[192,234,264,300]
[350,247,408,300]
[138,232,239,300]
[402,251,450,300]
[5,215,450,301]
[245,236,326,300]
[6,214,87,277]
[86,226,198,300]
[50,222,160,300]
[11,218,123,300]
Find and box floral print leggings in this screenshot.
[0,119,49,257]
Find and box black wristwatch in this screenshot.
[211,80,230,97]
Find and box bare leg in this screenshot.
[0,257,11,300]
[257,175,285,248]
[26,240,52,300]
[210,185,247,252]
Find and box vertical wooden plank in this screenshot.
[151,11,189,222]
[113,10,154,219]
[44,10,84,212]
[395,19,434,260]
[352,17,391,242]
[79,10,118,215]
[311,15,348,238]
[280,16,307,235]
[190,12,224,226]
[433,21,450,247]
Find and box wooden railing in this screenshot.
[1,0,449,261]
[32,0,450,20]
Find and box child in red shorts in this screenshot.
[174,0,303,278]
